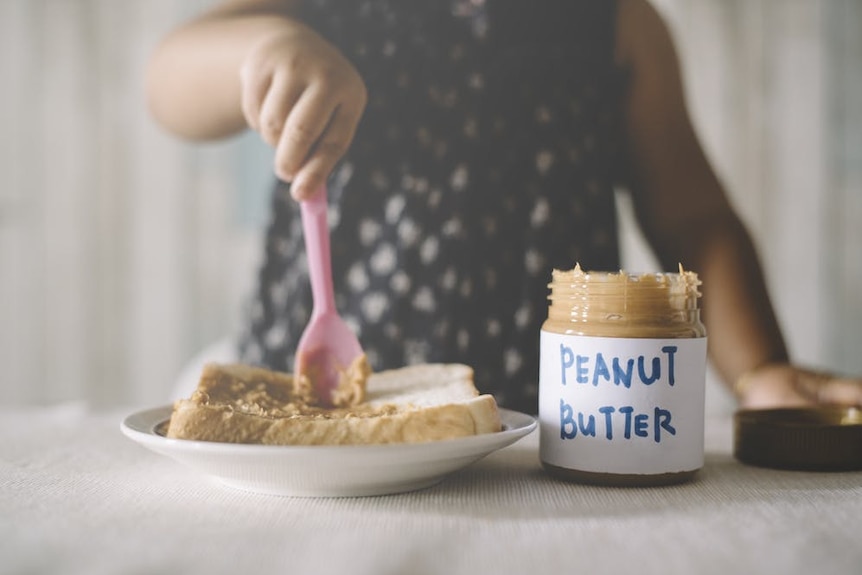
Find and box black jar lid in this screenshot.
[733,407,862,471]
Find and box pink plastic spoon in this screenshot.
[294,185,365,408]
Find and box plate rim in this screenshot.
[121,405,536,455]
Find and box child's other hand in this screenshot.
[240,26,367,200]
[735,363,862,409]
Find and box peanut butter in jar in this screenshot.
[539,264,707,486]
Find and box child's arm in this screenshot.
[146,0,367,200]
[615,0,862,408]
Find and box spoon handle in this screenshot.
[300,186,336,316]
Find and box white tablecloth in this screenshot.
[2,403,861,575]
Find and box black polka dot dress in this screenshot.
[238,0,627,415]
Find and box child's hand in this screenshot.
[735,363,862,409]
[239,26,367,200]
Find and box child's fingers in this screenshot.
[239,63,272,133]
[738,364,862,409]
[274,86,339,182]
[257,73,304,148]
[795,372,862,406]
[288,102,361,201]
[289,152,333,201]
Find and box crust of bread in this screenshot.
[166,363,501,445]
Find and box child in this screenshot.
[147,0,862,414]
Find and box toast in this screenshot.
[166,363,502,445]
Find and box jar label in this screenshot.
[539,331,707,474]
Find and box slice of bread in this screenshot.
[166,363,502,445]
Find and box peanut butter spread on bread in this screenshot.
[165,362,502,445]
[189,362,394,420]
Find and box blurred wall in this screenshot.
[0,0,860,407]
[0,0,269,406]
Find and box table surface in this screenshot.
[2,403,861,575]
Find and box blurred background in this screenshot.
[1,0,859,410]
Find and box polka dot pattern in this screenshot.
[239,0,626,414]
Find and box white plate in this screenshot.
[121,406,536,497]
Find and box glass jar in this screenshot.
[539,265,707,486]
